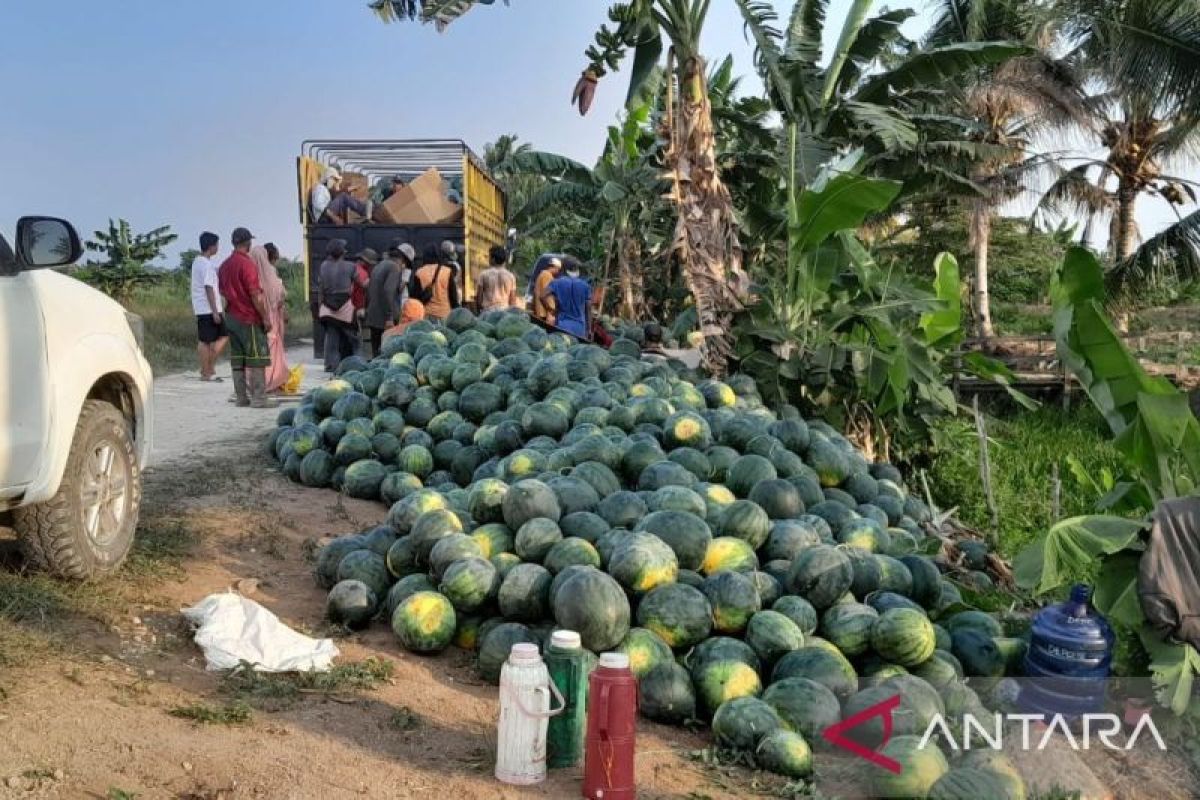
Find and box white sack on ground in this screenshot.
[183,592,339,672]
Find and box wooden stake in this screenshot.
[1051,461,1062,521]
[972,394,1000,546]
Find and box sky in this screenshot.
[0,0,1183,264]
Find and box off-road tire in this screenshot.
[13,400,141,580]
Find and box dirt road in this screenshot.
[150,346,322,466]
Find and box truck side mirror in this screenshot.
[16,216,83,269]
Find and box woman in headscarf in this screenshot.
[251,243,289,392]
[382,299,426,342]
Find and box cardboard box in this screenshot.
[374,167,463,225]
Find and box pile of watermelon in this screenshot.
[270,308,1027,796]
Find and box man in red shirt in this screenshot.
[218,227,277,408]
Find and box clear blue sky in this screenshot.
[0,1,1177,264]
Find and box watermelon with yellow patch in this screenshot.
[608,533,679,594]
[392,591,457,654]
[755,729,813,779]
[663,411,712,450]
[615,627,675,679]
[701,537,759,575]
[692,657,763,716]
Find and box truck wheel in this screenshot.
[14,400,141,580]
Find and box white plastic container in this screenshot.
[496,642,565,785]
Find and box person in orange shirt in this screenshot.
[531,257,562,326]
[382,299,427,342]
[408,244,460,321]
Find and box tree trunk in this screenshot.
[666,53,746,377]
[969,199,995,340]
[617,233,643,320]
[1113,180,1139,260]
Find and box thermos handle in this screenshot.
[507,681,566,719]
[597,683,611,739]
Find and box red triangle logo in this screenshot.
[821,693,903,774]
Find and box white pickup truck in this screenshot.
[0,217,153,579]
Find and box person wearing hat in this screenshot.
[217,227,277,408]
[409,242,461,321]
[310,169,340,222]
[382,174,407,202]
[317,238,365,372]
[475,245,521,313]
[542,256,592,340]
[365,240,414,356]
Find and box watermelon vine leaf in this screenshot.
[1137,628,1200,716]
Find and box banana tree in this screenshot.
[505,104,669,320]
[370,0,745,375]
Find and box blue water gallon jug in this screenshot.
[1020,584,1115,717]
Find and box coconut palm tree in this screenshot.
[368,0,745,374]
[1039,0,1200,298]
[923,0,1088,339]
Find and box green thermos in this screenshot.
[545,629,594,768]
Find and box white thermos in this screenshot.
[495,642,565,785]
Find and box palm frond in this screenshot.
[506,151,596,185]
[514,181,601,227]
[733,0,795,120]
[1107,207,1200,300]
[855,41,1031,105]
[786,0,829,64]
[841,101,919,151]
[834,9,915,94]
[1032,163,1113,225]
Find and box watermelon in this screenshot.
[849,548,883,597]
[639,662,696,725]
[408,508,464,564]
[901,555,942,608]
[872,736,949,798]
[438,557,497,613]
[300,449,336,488]
[692,658,762,716]
[315,536,366,589]
[559,511,610,543]
[666,448,713,481]
[748,479,804,520]
[648,485,707,517]
[663,411,712,450]
[336,550,390,598]
[428,534,484,580]
[470,523,514,559]
[608,533,679,594]
[912,652,961,690]
[716,500,771,549]
[787,545,853,609]
[392,591,457,653]
[634,510,712,572]
[491,551,522,579]
[866,590,923,614]
[343,460,388,499]
[928,768,1019,800]
[819,602,879,658]
[761,677,840,740]
[502,479,561,530]
[744,610,804,668]
[384,574,435,619]
[387,489,450,535]
[543,537,601,574]
[551,568,630,651]
[705,446,739,482]
[772,595,819,636]
[597,491,649,529]
[755,729,813,779]
[571,461,622,498]
[711,697,782,751]
[951,629,1006,678]
[961,751,1026,799]
[946,610,1004,638]
[326,580,377,629]
[636,583,713,649]
[726,455,777,497]
[771,645,858,699]
[467,478,508,524]
[477,622,537,684]
[637,460,697,491]
[313,379,353,415]
[498,563,553,621]
[615,628,674,679]
[762,520,822,562]
[514,518,563,562]
[871,607,937,667]
[547,475,601,515]
[751,570,782,607]
[702,571,762,634]
[701,537,759,575]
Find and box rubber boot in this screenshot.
[232,369,251,407]
[250,369,279,409]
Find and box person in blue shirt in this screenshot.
[543,257,593,340]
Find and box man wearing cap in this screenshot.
[317,239,366,372]
[410,242,461,321]
[217,227,277,408]
[366,241,413,356]
[542,257,592,340]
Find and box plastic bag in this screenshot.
[182,592,339,672]
[282,364,305,396]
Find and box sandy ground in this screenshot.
[150,346,322,466]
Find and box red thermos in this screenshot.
[582,652,638,800]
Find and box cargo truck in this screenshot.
[297,139,507,326]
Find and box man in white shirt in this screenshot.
[190,231,228,381]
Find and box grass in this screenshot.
[168,700,253,725]
[922,404,1126,559]
[220,657,395,710]
[124,265,311,376]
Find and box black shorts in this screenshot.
[196,314,227,344]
